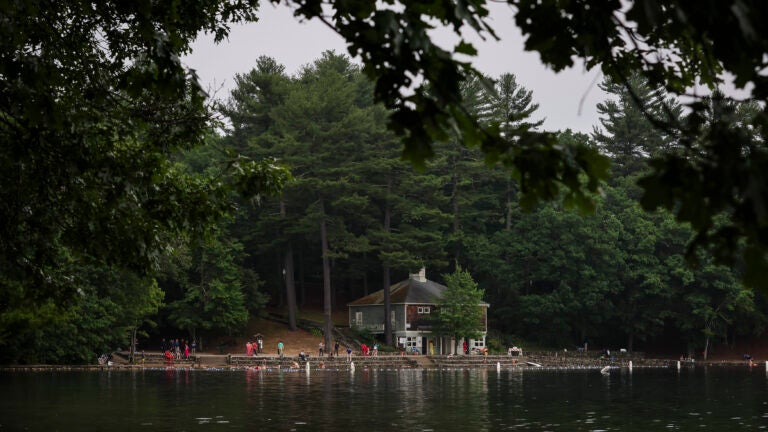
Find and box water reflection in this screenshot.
[1,368,767,431]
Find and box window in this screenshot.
[417,306,431,314]
[473,339,485,348]
[355,311,363,326]
[406,337,420,347]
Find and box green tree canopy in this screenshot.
[286,0,768,290]
[7,0,768,293]
[434,265,486,353]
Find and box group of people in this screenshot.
[242,336,391,363]
[161,338,194,360]
[323,341,341,357]
[359,343,379,356]
[297,341,346,361]
[245,337,264,356]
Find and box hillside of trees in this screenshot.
[2,51,765,364]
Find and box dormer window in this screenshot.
[418,306,430,314]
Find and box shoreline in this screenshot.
[0,357,759,372]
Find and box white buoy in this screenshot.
[306,362,310,374]
[350,361,355,371]
[497,362,501,372]
[765,361,767,372]
[677,360,680,371]
[629,360,633,372]
[600,366,610,375]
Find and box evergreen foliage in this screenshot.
[5,0,768,361]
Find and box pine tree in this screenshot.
[592,74,682,176]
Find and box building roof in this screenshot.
[347,278,444,306]
[347,275,490,307]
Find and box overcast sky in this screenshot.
[184,3,608,133]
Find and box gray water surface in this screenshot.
[1,367,767,431]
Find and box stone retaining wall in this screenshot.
[4,354,757,371]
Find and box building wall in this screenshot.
[405,304,436,331]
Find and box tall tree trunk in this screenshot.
[281,200,298,331]
[451,168,460,234]
[363,255,369,296]
[451,165,461,263]
[276,253,284,307]
[703,335,710,361]
[320,199,333,352]
[505,178,513,231]
[383,176,393,346]
[383,266,392,346]
[331,258,337,306]
[299,250,306,306]
[284,244,297,331]
[129,325,137,363]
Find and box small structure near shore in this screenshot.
[347,268,489,356]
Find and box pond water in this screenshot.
[2,366,767,431]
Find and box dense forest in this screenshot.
[3,49,764,364]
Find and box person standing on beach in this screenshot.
[319,341,324,357]
[346,346,352,362]
[334,341,340,357]
[246,341,253,356]
[278,341,285,358]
